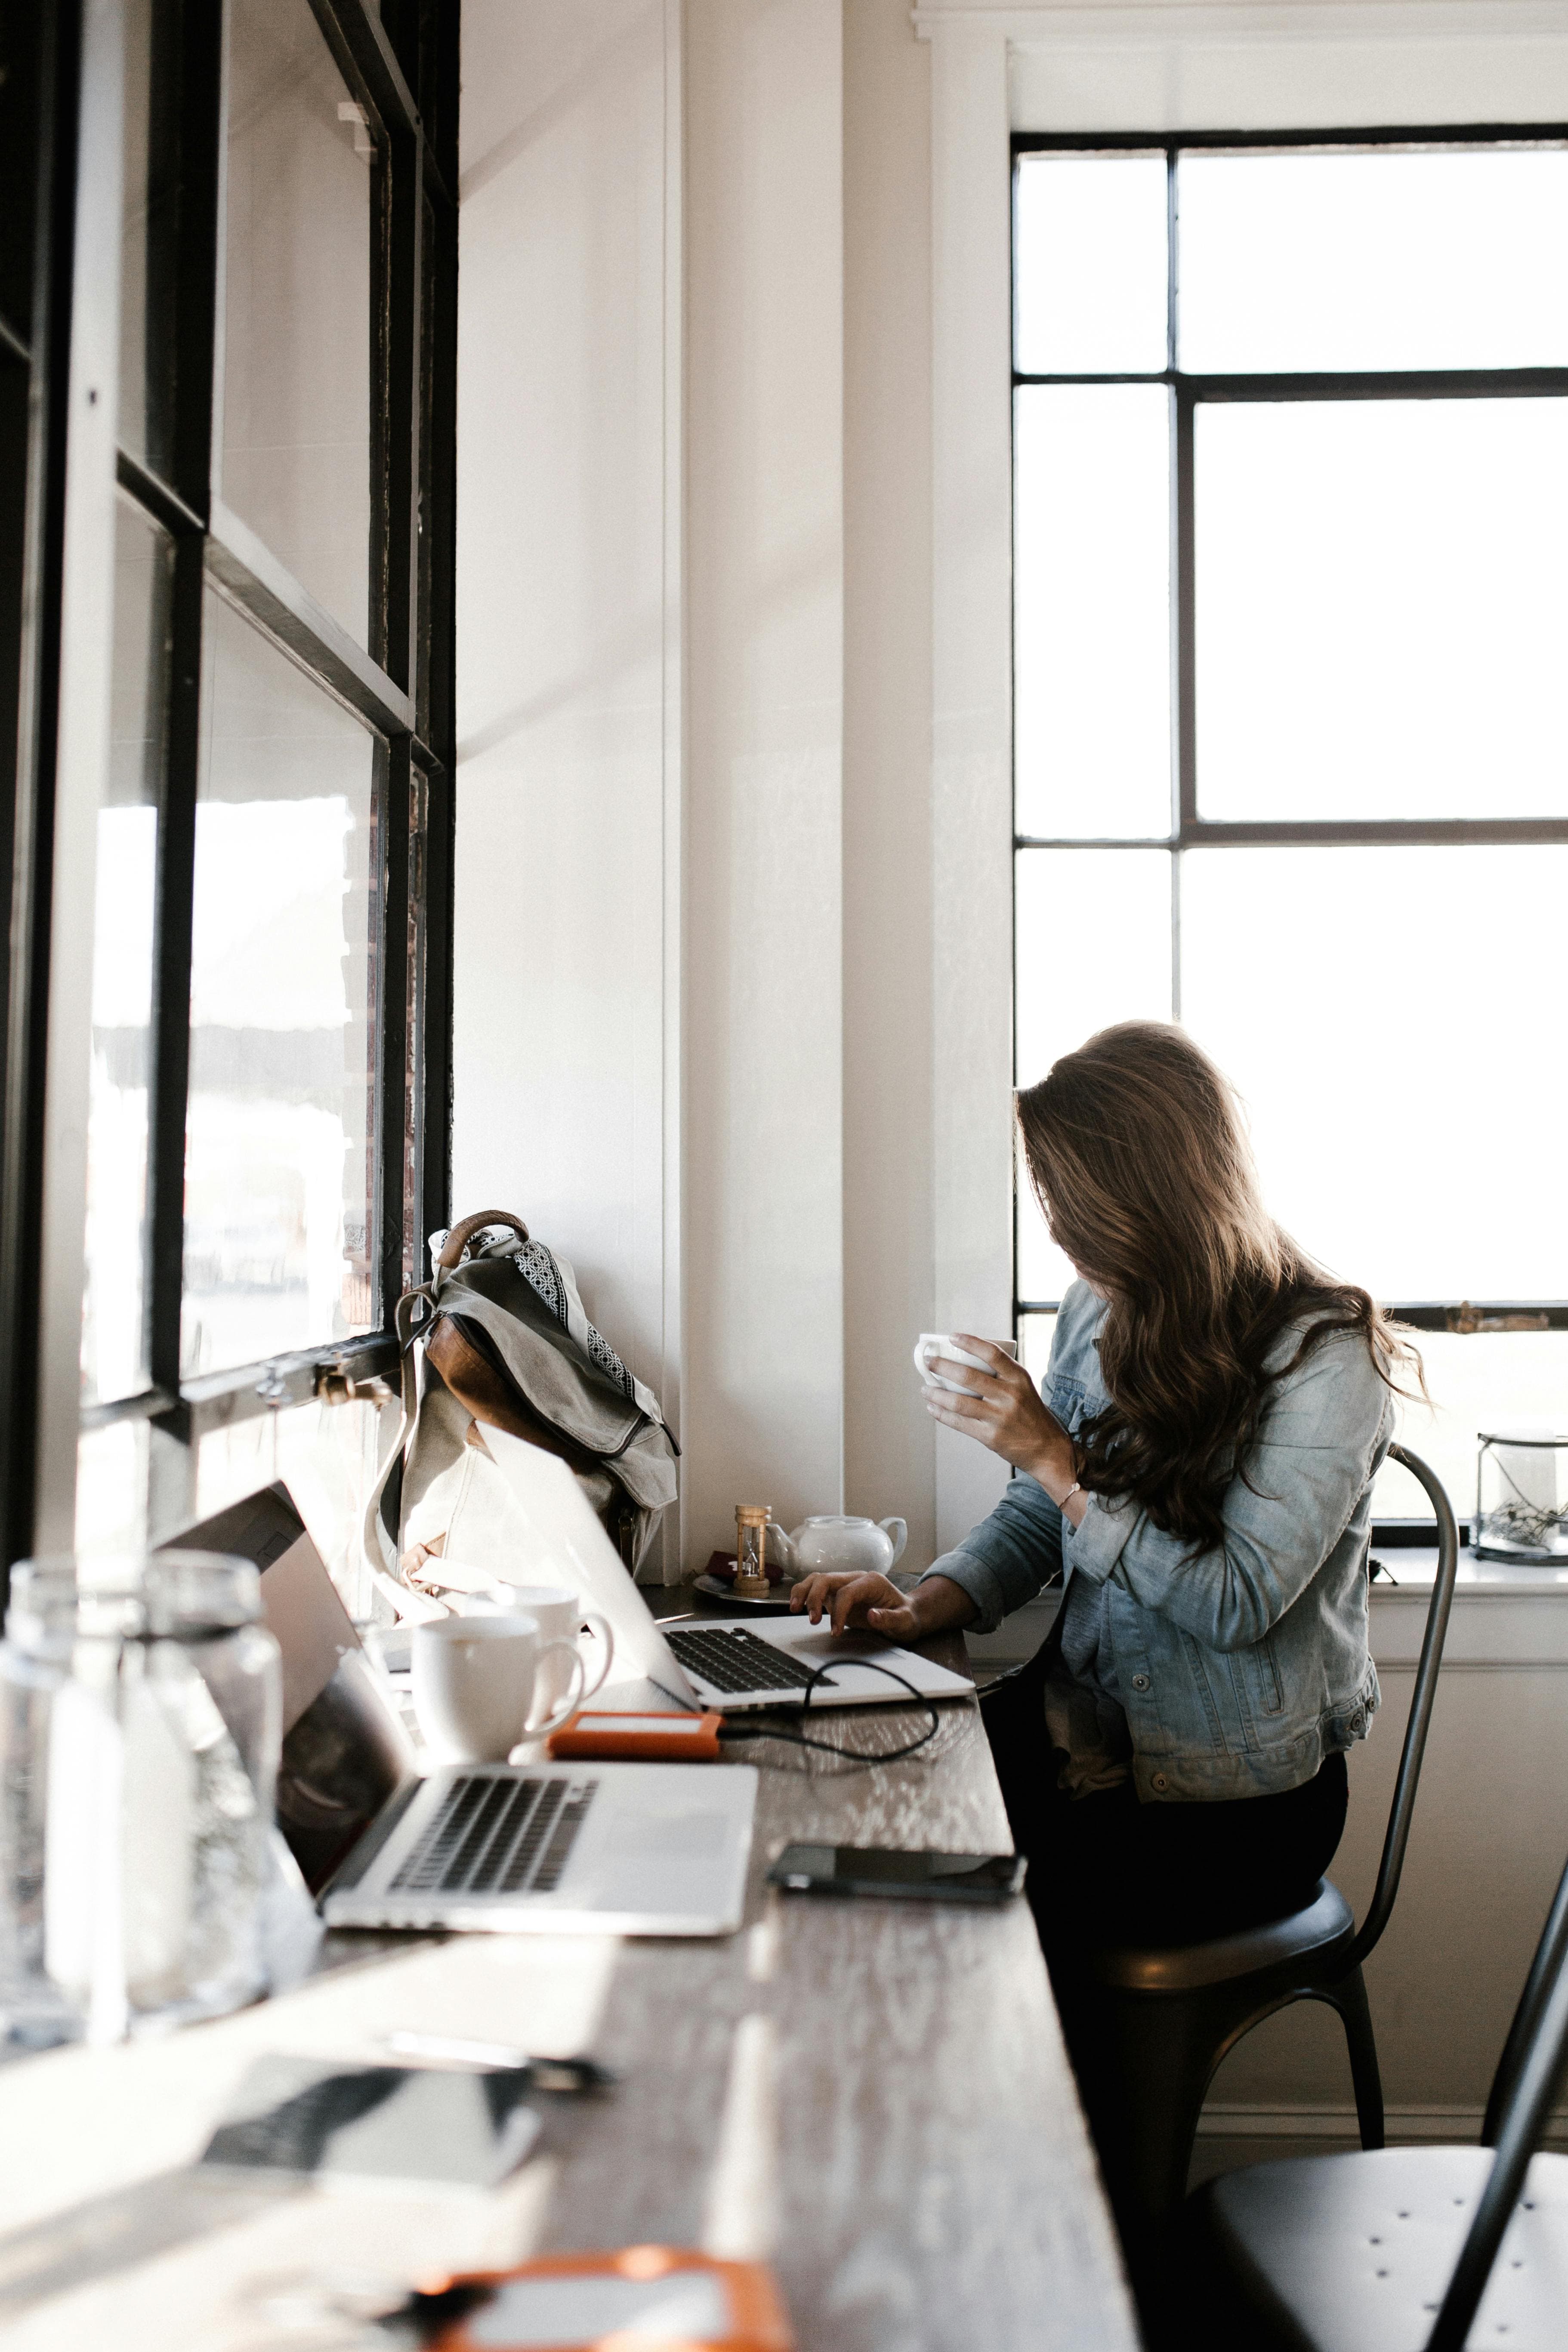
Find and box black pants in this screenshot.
[982,1638,1348,1963]
[983,1642,1350,2336]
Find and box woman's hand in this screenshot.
[923,1337,1084,1518]
[789,1571,977,1640]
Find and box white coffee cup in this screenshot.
[412,1612,585,1764]
[483,1581,614,1729]
[913,1333,1019,1395]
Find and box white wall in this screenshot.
[682,0,846,1568]
[456,0,950,1577]
[844,0,940,1568]
[454,0,682,1565]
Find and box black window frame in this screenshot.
[0,0,458,1577]
[1012,122,1568,1341]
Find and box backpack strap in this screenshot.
[436,1210,529,1269]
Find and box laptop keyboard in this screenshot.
[390,1773,598,1897]
[665,1625,830,1695]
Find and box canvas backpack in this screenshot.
[363,1210,679,1618]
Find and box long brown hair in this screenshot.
[1015,1022,1419,1549]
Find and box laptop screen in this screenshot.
[163,1484,414,1891]
[478,1428,700,1706]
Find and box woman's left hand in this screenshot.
[923,1338,1080,1509]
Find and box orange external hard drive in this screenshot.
[546,1708,724,1762]
[408,2246,793,2351]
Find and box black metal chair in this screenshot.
[1187,1843,1568,2351]
[1071,1443,1460,2247]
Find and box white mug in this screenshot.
[484,1581,614,1729]
[412,1612,585,1764]
[914,1333,1018,1395]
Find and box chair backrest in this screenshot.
[1425,1847,1568,2352]
[1343,1443,1459,1972]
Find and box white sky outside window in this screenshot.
[1373,1333,1568,1531]
[82,502,167,1409]
[1179,845,1568,1301]
[1178,147,1568,374]
[1015,151,1168,376]
[189,800,358,1030]
[84,808,157,1405]
[1015,386,1171,839]
[1015,848,1172,1301]
[224,0,372,644]
[1195,399,1568,821]
[182,592,375,1382]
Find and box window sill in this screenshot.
[1371,1549,1568,1599]
[960,1560,1568,1677]
[1370,1551,1568,1667]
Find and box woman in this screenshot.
[791,1021,1416,1961]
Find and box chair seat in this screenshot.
[1195,2145,1568,2352]
[1090,1878,1355,1992]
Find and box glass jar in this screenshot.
[0,1553,281,2044]
[0,1568,83,2045]
[1474,1431,1568,1565]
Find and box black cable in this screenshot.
[716,1656,941,1766]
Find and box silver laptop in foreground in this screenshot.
[320,1750,756,1937]
[175,1483,756,1938]
[482,1429,976,1717]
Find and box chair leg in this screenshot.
[1068,1984,1225,2230]
[1327,1964,1385,2151]
[1058,1983,1239,2346]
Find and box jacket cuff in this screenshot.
[1062,1495,1133,1586]
[918,1549,1008,1637]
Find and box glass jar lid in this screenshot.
[6,1551,263,1645]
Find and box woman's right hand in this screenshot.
[789,1571,977,1640]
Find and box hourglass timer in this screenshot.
[734,1506,773,1600]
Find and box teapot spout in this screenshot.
[766,1524,799,1576]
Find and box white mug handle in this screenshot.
[576,1608,614,1701]
[531,1637,587,1738]
[879,1517,908,1568]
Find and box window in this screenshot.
[1012,133,1568,1522]
[1,0,457,1591]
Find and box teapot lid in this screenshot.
[797,1514,874,1528]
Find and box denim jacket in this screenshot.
[923,1282,1393,1802]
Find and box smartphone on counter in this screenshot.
[767,1843,1026,1904]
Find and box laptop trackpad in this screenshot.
[573,1790,736,1909]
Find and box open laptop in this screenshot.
[166,1486,757,1938]
[480,1428,976,1716]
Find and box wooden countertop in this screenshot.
[0,1602,1139,2352]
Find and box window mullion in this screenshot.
[167,0,222,522]
[382,126,421,694]
[309,0,422,144]
[0,0,75,1580]
[1173,383,1196,833]
[376,737,413,1324]
[137,0,223,1535]
[146,532,203,1413]
[418,757,453,1260]
[204,503,414,735]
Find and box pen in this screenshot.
[385,2031,614,2090]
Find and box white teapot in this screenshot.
[770,1514,908,1579]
